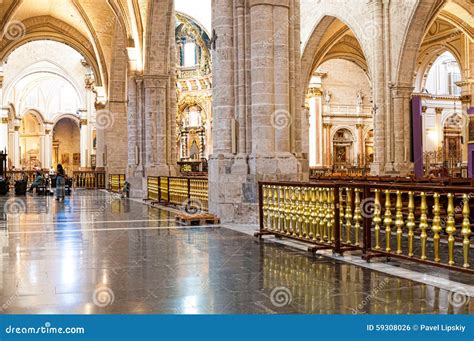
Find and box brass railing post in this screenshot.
[461,194,471,268]
[333,184,341,254]
[432,193,441,263]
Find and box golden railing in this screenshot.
[73,171,106,189]
[109,174,126,193]
[147,177,159,201]
[257,181,473,273]
[145,176,208,212]
[5,171,36,184]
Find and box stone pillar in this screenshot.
[356,124,365,167]
[43,124,53,169]
[9,119,20,169]
[369,0,387,174]
[79,109,89,168]
[391,85,413,174]
[434,107,443,159]
[209,0,302,223]
[307,88,322,167]
[95,103,105,170]
[0,72,6,153]
[143,76,171,175]
[458,38,473,166]
[323,123,332,167]
[0,109,8,153]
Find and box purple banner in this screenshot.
[411,96,423,178]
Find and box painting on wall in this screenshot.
[61,153,70,165]
[73,153,80,166]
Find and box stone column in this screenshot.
[458,38,473,165]
[143,76,171,175]
[307,88,323,167]
[79,109,89,168]
[209,0,301,223]
[435,107,443,154]
[95,103,105,170]
[0,109,8,153]
[43,123,53,169]
[9,119,20,168]
[323,123,332,167]
[391,85,413,174]
[356,124,365,167]
[369,0,387,174]
[0,72,6,153]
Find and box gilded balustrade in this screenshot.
[147,177,159,201]
[261,183,340,248]
[109,174,126,193]
[160,177,169,201]
[258,181,473,273]
[190,179,208,211]
[73,171,106,189]
[147,176,209,212]
[169,178,188,205]
[370,188,472,271]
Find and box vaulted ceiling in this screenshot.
[0,0,151,89]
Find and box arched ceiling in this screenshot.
[306,17,369,86]
[0,0,153,95]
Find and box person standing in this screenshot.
[55,164,66,201]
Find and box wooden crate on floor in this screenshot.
[176,213,220,226]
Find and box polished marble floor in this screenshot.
[0,191,472,314]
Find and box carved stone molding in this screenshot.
[143,76,169,89]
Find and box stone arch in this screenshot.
[301,14,372,104]
[395,0,447,87]
[52,114,81,130]
[331,126,356,142]
[415,47,462,91]
[144,0,175,75]
[20,108,46,129]
[441,112,464,129]
[0,16,107,88]
[4,59,86,111]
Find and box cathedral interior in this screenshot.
[0,0,473,315]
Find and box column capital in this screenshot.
[248,0,290,8]
[435,107,444,115]
[323,123,333,129]
[356,123,365,130]
[306,87,322,99]
[143,75,169,89]
[391,84,414,98]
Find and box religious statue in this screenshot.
[356,90,364,106]
[324,90,332,104]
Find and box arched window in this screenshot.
[425,51,461,96]
[183,41,197,67]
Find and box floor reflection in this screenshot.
[0,190,471,314]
